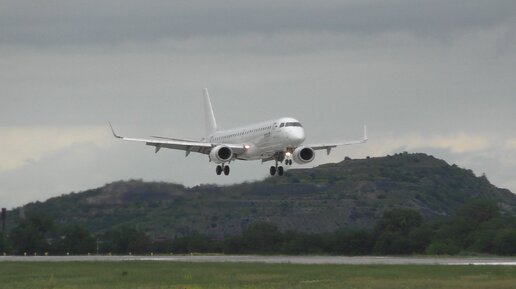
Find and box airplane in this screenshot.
[109,88,368,176]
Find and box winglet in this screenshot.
[363,125,368,142]
[108,122,122,139]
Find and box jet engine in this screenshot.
[209,145,233,164]
[292,146,315,164]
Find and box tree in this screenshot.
[407,226,433,253]
[281,232,325,254]
[373,209,425,254]
[0,235,7,253]
[375,209,423,234]
[240,222,284,253]
[53,225,96,254]
[171,234,222,253]
[458,199,500,224]
[102,227,151,254]
[425,241,460,255]
[330,229,374,255]
[493,229,516,255]
[9,212,55,254]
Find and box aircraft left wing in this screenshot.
[306,125,368,155]
[109,123,246,156]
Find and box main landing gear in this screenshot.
[269,150,296,176]
[216,164,230,176]
[270,160,284,176]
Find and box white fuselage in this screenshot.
[208,117,305,160]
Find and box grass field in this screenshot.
[0,261,515,289]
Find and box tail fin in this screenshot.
[203,88,217,135]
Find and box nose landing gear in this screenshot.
[284,150,294,166]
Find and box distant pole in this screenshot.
[1,208,6,235]
[96,237,100,255]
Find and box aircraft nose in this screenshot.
[290,128,306,143]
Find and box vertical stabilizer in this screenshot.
[203,88,217,135]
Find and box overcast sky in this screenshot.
[1,0,516,208]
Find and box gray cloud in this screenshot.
[1,0,516,207]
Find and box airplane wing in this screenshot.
[109,123,246,156]
[305,125,368,155]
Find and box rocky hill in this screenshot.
[8,153,516,238]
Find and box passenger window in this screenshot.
[280,123,284,128]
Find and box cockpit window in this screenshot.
[279,123,285,128]
[285,122,302,127]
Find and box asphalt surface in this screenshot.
[1,255,515,265]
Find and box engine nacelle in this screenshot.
[292,146,315,164]
[209,145,233,164]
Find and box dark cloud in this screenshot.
[1,0,515,46]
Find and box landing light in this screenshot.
[244,144,251,150]
[285,152,292,157]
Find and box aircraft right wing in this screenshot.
[109,122,246,156]
[305,125,368,155]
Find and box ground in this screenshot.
[1,261,515,289]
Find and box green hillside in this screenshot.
[6,153,516,239]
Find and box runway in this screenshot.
[1,255,515,265]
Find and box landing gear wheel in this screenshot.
[216,165,222,175]
[286,159,292,165]
[270,166,277,176]
[278,166,284,176]
[224,165,230,176]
